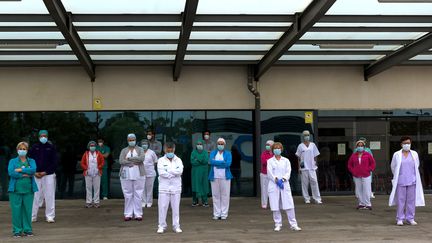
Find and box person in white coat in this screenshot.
[141,139,158,208]
[389,136,425,226]
[296,130,322,204]
[119,134,145,221]
[268,142,301,232]
[157,142,184,234]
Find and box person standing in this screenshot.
[96,138,111,200]
[296,130,322,204]
[203,130,216,156]
[8,142,38,238]
[119,134,145,221]
[209,138,232,220]
[389,136,425,226]
[80,141,105,208]
[347,140,376,210]
[267,142,301,232]
[190,139,209,207]
[147,130,162,157]
[141,139,158,208]
[260,140,274,209]
[29,130,58,223]
[157,142,184,234]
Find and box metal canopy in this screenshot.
[0,0,432,80]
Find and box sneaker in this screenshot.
[146,204,152,208]
[221,216,227,220]
[192,202,198,207]
[315,200,323,204]
[203,203,209,207]
[407,220,417,226]
[174,228,183,233]
[396,220,404,226]
[291,225,302,231]
[274,225,282,232]
[365,206,372,210]
[212,216,220,220]
[24,232,34,237]
[94,204,100,208]
[135,217,143,221]
[46,218,55,223]
[103,197,108,200]
[356,205,365,210]
[13,233,21,238]
[142,202,147,208]
[371,192,375,199]
[32,218,37,223]
[85,203,93,208]
[124,217,132,222]
[305,200,311,204]
[262,205,267,209]
[157,227,165,234]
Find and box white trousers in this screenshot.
[121,178,145,218]
[211,179,231,218]
[158,193,181,230]
[32,174,56,220]
[85,175,101,204]
[260,173,269,207]
[142,176,155,205]
[273,209,298,227]
[353,176,372,207]
[300,170,321,202]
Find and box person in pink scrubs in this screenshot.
[260,140,274,209]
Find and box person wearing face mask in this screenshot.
[260,140,274,209]
[29,130,58,223]
[202,130,216,156]
[267,142,301,232]
[347,140,376,210]
[190,139,209,207]
[157,142,184,234]
[140,139,158,208]
[389,136,425,226]
[209,138,233,220]
[295,130,322,204]
[354,137,375,199]
[119,134,146,221]
[146,130,162,158]
[80,141,105,208]
[8,142,38,238]
[96,138,111,200]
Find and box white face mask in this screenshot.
[402,144,411,151]
[204,134,210,140]
[147,135,152,140]
[98,143,103,147]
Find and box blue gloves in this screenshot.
[276,179,284,189]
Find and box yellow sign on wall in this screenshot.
[305,111,313,124]
[93,97,103,110]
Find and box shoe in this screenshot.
[274,225,282,232]
[146,204,152,208]
[407,220,417,226]
[305,200,311,204]
[85,203,93,208]
[174,228,183,233]
[397,220,404,226]
[24,232,34,237]
[94,204,100,208]
[221,216,227,220]
[291,225,302,231]
[365,206,372,210]
[13,233,21,238]
[315,200,323,204]
[262,205,267,209]
[356,205,365,210]
[203,203,209,207]
[124,217,132,222]
[32,218,37,223]
[103,197,108,200]
[135,217,143,221]
[212,216,220,220]
[46,218,55,223]
[192,202,198,207]
[371,192,375,199]
[142,202,147,208]
[157,227,165,234]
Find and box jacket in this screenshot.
[8,157,38,193]
[208,150,233,181]
[347,151,376,178]
[80,150,105,176]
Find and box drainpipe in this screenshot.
[247,65,261,197]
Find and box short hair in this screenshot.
[147,130,155,134]
[16,142,29,150]
[202,130,211,136]
[272,142,284,151]
[400,136,412,143]
[164,142,176,150]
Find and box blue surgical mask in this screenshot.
[18,150,27,157]
[142,144,149,150]
[196,145,203,150]
[357,147,364,153]
[89,146,96,152]
[166,152,175,159]
[265,145,271,151]
[273,149,282,156]
[128,141,136,147]
[304,136,310,142]
[217,145,224,151]
[39,137,48,144]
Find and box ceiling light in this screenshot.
[378,0,432,3]
[317,44,375,49]
[0,43,60,49]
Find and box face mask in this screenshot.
[89,146,96,152]
[204,135,210,140]
[196,145,203,150]
[166,152,175,159]
[217,145,224,151]
[98,143,103,147]
[142,144,148,150]
[357,147,364,153]
[304,136,310,142]
[39,137,48,144]
[265,145,271,151]
[273,149,282,156]
[147,135,152,140]
[18,150,27,157]
[402,144,411,151]
[128,141,136,147]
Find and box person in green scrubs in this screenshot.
[8,142,38,238]
[96,138,111,200]
[190,139,209,207]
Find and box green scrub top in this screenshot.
[97,145,111,168]
[14,160,32,194]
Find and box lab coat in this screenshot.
[389,150,425,207]
[157,155,184,194]
[267,156,294,210]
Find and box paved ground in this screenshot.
[0,195,431,243]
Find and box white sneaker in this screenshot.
[291,225,302,231]
[157,227,165,234]
[212,216,220,220]
[396,220,404,226]
[146,204,152,208]
[221,216,227,220]
[103,197,108,200]
[305,200,311,204]
[142,202,147,208]
[274,225,282,232]
[315,200,323,204]
[407,220,417,226]
[174,228,183,233]
[46,218,55,223]
[370,192,375,199]
[31,218,37,223]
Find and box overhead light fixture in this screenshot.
[0,0,23,2]
[378,0,432,3]
[0,43,61,49]
[316,44,375,49]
